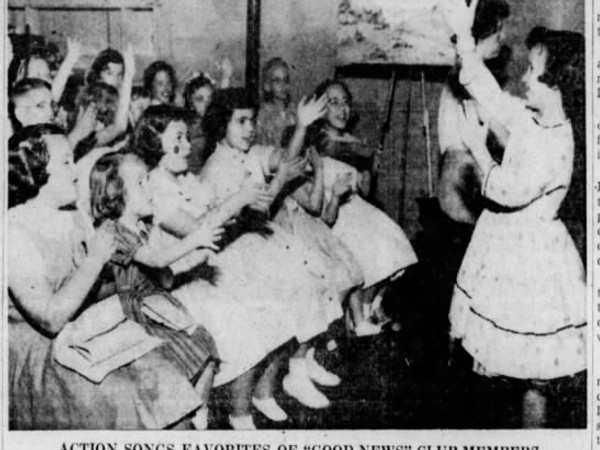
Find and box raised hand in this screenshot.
[442,0,479,39]
[189,220,225,251]
[217,57,233,87]
[65,37,83,62]
[297,94,328,128]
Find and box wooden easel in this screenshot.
[376,68,435,222]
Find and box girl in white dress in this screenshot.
[307,80,418,336]
[133,102,340,428]
[445,0,586,427]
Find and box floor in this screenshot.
[206,201,586,430]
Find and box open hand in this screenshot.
[190,220,224,251]
[217,57,233,87]
[66,37,83,62]
[297,94,328,128]
[442,0,479,40]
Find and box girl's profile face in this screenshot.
[225,109,255,152]
[121,156,153,219]
[191,85,214,118]
[159,120,191,174]
[325,84,350,131]
[43,135,77,207]
[14,87,54,127]
[152,70,173,104]
[522,45,552,112]
[100,62,124,88]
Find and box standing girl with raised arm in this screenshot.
[445,0,586,427]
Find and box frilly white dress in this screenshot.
[199,143,343,323]
[149,151,341,384]
[448,51,586,380]
[7,202,206,429]
[274,195,364,295]
[321,156,418,288]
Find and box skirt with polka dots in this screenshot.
[449,210,586,380]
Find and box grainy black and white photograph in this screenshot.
[3,0,588,437]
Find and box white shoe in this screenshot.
[191,405,209,430]
[306,348,340,386]
[283,358,330,409]
[229,414,256,430]
[252,396,288,422]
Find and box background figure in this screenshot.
[255,57,296,147]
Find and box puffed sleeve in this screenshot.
[482,124,573,208]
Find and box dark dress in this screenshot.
[109,221,219,383]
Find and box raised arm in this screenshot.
[8,223,115,336]
[268,95,327,171]
[52,38,82,102]
[458,102,564,208]
[95,44,134,145]
[444,0,521,129]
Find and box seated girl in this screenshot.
[7,123,212,429]
[15,37,82,105]
[89,152,221,429]
[132,103,341,428]
[306,79,418,336]
[87,48,125,89]
[272,144,364,312]
[144,60,177,106]
[182,60,232,173]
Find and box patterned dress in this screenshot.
[448,49,586,380]
[7,202,208,429]
[108,221,218,383]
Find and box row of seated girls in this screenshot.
[6,34,417,430]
